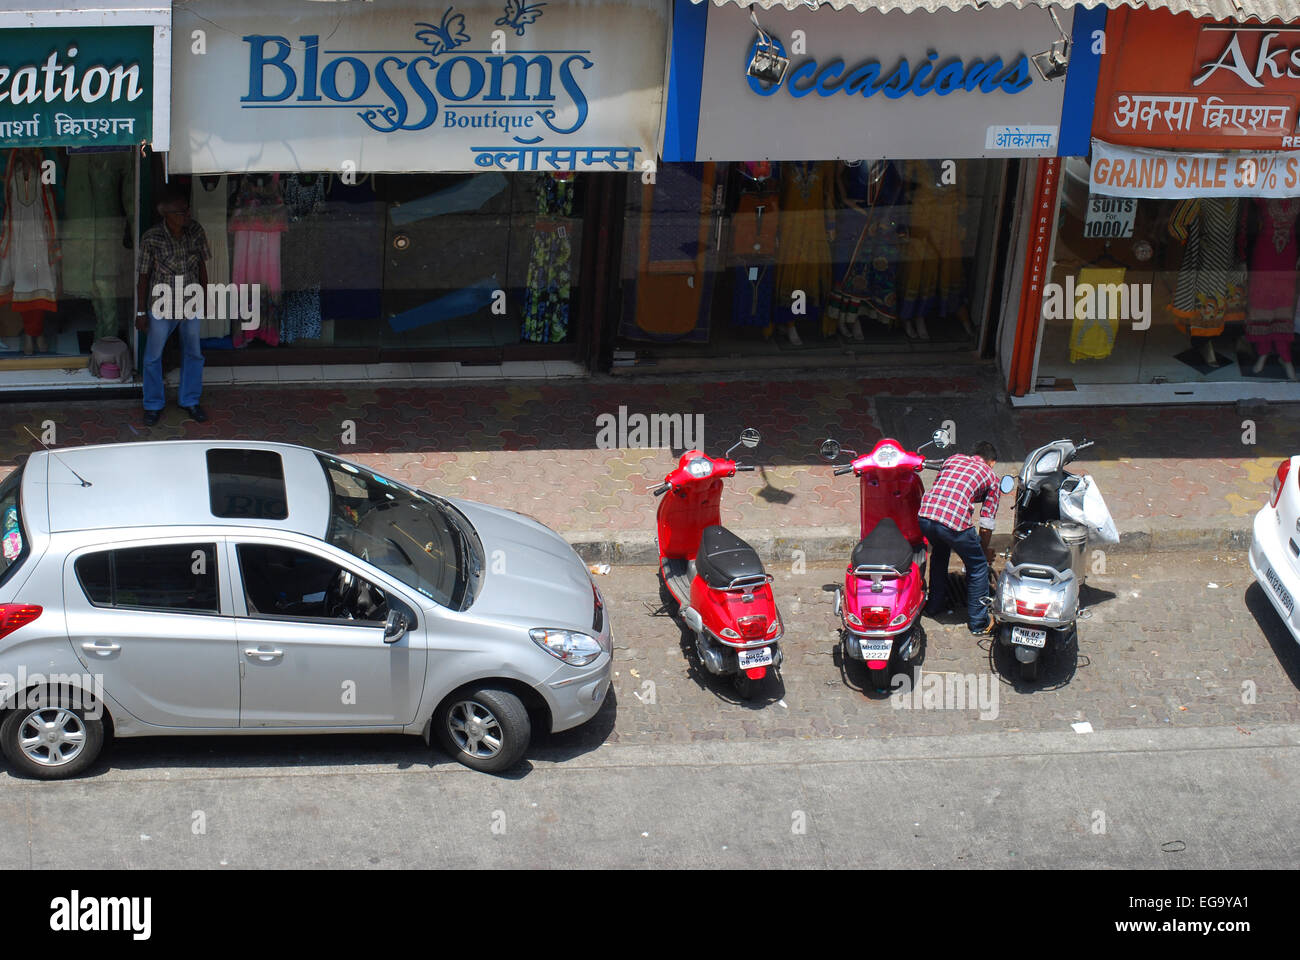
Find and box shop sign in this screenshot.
[1096,12,1300,151]
[1083,194,1136,238]
[691,6,1078,161]
[171,0,669,174]
[1089,138,1300,199]
[0,26,153,148]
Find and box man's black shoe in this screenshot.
[143,409,162,427]
[181,404,208,423]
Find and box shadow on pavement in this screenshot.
[1245,582,1300,691]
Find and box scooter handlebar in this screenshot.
[652,483,670,497]
[735,464,757,472]
[833,465,854,476]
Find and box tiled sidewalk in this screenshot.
[2,371,1296,555]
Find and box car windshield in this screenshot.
[0,467,25,585]
[316,454,484,611]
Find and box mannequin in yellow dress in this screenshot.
[897,159,969,341]
[774,160,837,343]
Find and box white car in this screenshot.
[1249,455,1300,642]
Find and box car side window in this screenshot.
[236,543,393,625]
[74,544,219,614]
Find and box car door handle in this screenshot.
[244,647,284,662]
[81,641,121,656]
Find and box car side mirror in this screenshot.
[1000,474,1016,494]
[383,609,410,644]
[819,439,841,462]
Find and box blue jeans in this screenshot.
[143,312,204,411]
[920,517,991,631]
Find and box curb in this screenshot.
[564,524,1256,566]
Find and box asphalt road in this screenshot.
[3,551,1298,868]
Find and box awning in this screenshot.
[693,0,1300,25]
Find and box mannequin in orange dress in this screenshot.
[774,160,837,343]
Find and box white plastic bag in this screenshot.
[1059,475,1119,544]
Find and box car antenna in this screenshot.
[22,425,92,487]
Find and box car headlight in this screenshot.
[529,628,603,666]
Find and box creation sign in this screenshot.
[0,26,153,148]
[170,0,669,173]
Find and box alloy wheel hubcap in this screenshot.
[18,707,86,766]
[448,700,503,758]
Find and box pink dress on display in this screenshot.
[229,173,287,347]
[1244,197,1300,362]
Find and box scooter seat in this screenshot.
[851,518,914,574]
[1011,523,1072,571]
[696,525,765,588]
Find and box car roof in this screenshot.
[26,440,331,537]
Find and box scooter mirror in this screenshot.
[932,428,952,449]
[1000,474,1016,494]
[740,427,761,449]
[819,439,841,462]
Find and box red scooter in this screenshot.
[652,428,783,699]
[819,429,951,691]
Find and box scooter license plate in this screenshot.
[737,646,773,670]
[861,639,893,660]
[1011,626,1047,648]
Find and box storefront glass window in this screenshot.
[616,159,1006,356]
[157,169,584,353]
[1039,157,1299,387]
[0,146,139,376]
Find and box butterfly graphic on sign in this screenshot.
[415,7,471,55]
[495,0,547,37]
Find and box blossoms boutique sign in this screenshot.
[0,27,153,148]
[171,0,670,174]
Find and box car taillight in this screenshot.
[1016,600,1049,617]
[0,604,41,640]
[1271,459,1292,508]
[736,615,768,639]
[862,606,890,628]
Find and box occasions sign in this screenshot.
[170,0,669,174]
[0,26,153,148]
[691,6,1073,160]
[1096,9,1300,151]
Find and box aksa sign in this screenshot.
[0,26,153,148]
[171,0,670,174]
[686,5,1076,161]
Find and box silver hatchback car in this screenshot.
[0,441,612,778]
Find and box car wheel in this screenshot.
[1,687,105,780]
[435,687,531,773]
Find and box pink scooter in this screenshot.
[819,430,951,691]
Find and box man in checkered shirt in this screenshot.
[919,441,1001,635]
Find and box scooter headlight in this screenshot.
[685,458,713,479]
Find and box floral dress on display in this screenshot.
[522,173,574,344]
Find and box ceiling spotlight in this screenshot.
[746,8,789,84]
[1031,9,1071,82]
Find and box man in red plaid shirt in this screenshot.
[919,441,1001,635]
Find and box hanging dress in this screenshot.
[774,160,835,333]
[826,160,906,331]
[897,159,966,324]
[280,174,327,344]
[521,173,574,344]
[229,173,286,347]
[0,149,59,315]
[1243,197,1300,353]
[1168,197,1246,337]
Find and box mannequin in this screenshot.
[897,159,968,341]
[1241,196,1299,380]
[774,160,836,339]
[826,160,906,342]
[229,173,286,347]
[1167,197,1245,366]
[0,149,59,354]
[729,162,785,340]
[63,150,133,341]
[522,172,575,343]
[280,173,326,344]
